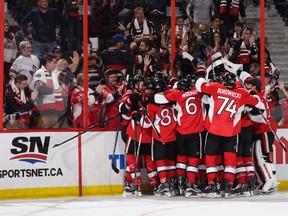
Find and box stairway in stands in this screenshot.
[246,2,288,85]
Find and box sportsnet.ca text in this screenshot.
[0,168,63,178]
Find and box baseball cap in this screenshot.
[112,34,127,44]
[52,45,62,53]
[245,77,262,91]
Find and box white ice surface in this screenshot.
[1,193,288,216]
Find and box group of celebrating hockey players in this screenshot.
[116,57,279,199]
[3,1,283,197]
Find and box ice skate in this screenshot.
[122,182,136,197]
[218,181,225,197]
[169,178,179,196]
[234,182,252,197]
[177,175,186,196]
[224,180,235,199]
[153,185,158,195]
[248,177,256,196]
[202,182,221,198]
[135,186,142,197]
[184,182,202,198]
[154,182,172,197]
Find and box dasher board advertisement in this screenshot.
[0,132,79,189]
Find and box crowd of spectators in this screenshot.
[3,0,288,130]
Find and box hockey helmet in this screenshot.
[167,76,178,88]
[153,72,164,81]
[223,72,236,88]
[186,74,197,87]
[144,77,155,89]
[177,79,190,92]
[154,79,167,93]
[132,75,144,86]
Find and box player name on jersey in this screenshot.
[217,88,241,99]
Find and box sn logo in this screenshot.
[10,136,51,164]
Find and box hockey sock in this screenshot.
[205,155,218,184]
[198,157,206,182]
[155,159,170,181]
[167,159,176,179]
[236,156,246,184]
[126,154,141,180]
[176,155,188,177]
[144,155,158,186]
[243,156,254,181]
[217,155,224,183]
[125,165,133,183]
[187,157,200,184]
[223,152,236,184]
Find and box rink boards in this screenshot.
[0,129,287,200]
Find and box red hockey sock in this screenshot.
[243,156,254,180]
[187,157,200,183]
[217,155,224,183]
[223,152,236,184]
[155,159,169,181]
[198,157,206,182]
[236,156,246,183]
[205,155,218,184]
[176,155,188,177]
[167,159,176,179]
[126,154,140,180]
[144,155,157,186]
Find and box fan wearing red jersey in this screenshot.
[195,72,264,198]
[101,70,125,129]
[70,73,104,128]
[152,76,204,197]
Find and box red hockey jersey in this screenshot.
[70,86,99,127]
[249,91,277,134]
[154,88,205,135]
[196,78,263,137]
[146,101,177,143]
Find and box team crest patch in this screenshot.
[36,74,42,77]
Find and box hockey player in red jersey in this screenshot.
[119,75,157,197]
[234,107,255,197]
[143,79,177,197]
[152,76,205,197]
[224,72,255,197]
[195,72,264,198]
[244,77,278,194]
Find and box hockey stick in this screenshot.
[135,112,145,169]
[258,112,287,152]
[52,114,120,148]
[198,38,216,80]
[111,116,122,173]
[133,118,138,188]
